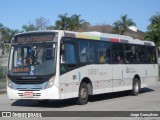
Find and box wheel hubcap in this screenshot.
[80,88,87,99]
[134,82,139,92]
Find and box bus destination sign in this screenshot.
[15,34,54,43]
[13,67,30,73]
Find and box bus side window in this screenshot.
[136,45,147,64]
[154,47,157,64]
[147,46,156,64]
[88,42,95,63]
[96,42,106,64]
[79,41,89,63]
[61,43,76,64]
[95,41,111,64]
[79,40,95,64]
[124,44,136,64]
[111,43,124,64]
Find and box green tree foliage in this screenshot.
[22,24,38,32]
[145,12,160,47]
[0,23,19,43]
[55,13,70,30]
[113,14,136,34]
[70,14,85,30]
[0,23,20,54]
[55,13,89,31]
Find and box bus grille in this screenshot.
[13,79,47,84]
[18,93,41,98]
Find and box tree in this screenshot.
[55,13,70,30]
[0,25,20,54]
[113,14,136,34]
[69,14,85,31]
[145,12,160,57]
[145,12,160,47]
[112,21,121,34]
[1,27,19,42]
[35,17,50,30]
[22,24,38,32]
[22,17,50,32]
[81,22,90,30]
[55,13,90,31]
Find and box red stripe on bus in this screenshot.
[110,38,120,42]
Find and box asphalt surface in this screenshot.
[0,82,160,120]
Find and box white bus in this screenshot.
[7,30,159,105]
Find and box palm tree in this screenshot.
[81,22,90,31]
[145,13,160,45]
[148,12,160,31]
[145,12,160,50]
[145,30,160,46]
[113,14,136,34]
[112,21,121,34]
[55,14,89,31]
[55,13,70,30]
[70,14,85,31]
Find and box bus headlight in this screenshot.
[7,77,13,89]
[46,76,55,89]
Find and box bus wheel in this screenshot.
[131,78,140,96]
[77,82,89,105]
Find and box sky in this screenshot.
[0,0,160,32]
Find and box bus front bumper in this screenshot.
[7,86,60,100]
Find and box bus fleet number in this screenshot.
[88,69,98,75]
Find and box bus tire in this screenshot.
[131,77,140,96]
[77,82,89,105]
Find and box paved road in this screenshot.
[0,82,160,120]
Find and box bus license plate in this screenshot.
[24,92,33,97]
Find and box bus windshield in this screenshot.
[8,42,56,76]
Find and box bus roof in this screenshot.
[13,30,155,46]
[64,31,155,46]
[14,30,59,36]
